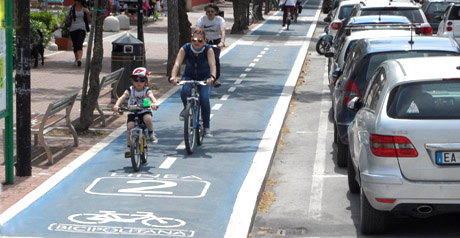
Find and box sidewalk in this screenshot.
[0,1,272,216]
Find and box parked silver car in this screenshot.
[347,56,460,234]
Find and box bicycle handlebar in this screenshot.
[117,105,158,115]
[177,80,207,86]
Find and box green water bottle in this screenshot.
[143,98,151,108]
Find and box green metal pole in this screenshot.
[5,0,14,184]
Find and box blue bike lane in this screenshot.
[1,1,320,237]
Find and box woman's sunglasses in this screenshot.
[192,38,204,43]
[132,76,146,82]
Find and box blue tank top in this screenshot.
[183,43,211,80]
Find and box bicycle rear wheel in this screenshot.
[196,103,205,146]
[131,136,142,171]
[184,103,197,154]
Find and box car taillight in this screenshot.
[331,21,342,30]
[370,134,418,157]
[343,80,360,106]
[447,21,453,32]
[420,26,432,35]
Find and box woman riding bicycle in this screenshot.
[169,29,216,137]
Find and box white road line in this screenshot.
[249,63,256,67]
[159,157,177,169]
[212,104,223,110]
[176,142,185,150]
[239,73,247,78]
[228,87,237,92]
[253,58,260,62]
[221,95,230,101]
[307,61,330,221]
[264,47,269,50]
[245,68,252,72]
[260,51,266,54]
[257,54,263,58]
[235,79,243,84]
[210,114,214,119]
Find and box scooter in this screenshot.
[316,25,333,55]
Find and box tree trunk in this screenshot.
[167,0,180,76]
[179,0,191,47]
[231,0,250,34]
[254,0,264,20]
[76,0,107,132]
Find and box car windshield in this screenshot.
[339,6,354,19]
[361,9,425,23]
[387,81,460,119]
[355,51,459,92]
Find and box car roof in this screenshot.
[385,56,460,82]
[338,0,361,6]
[348,15,411,24]
[345,29,412,40]
[359,1,420,8]
[359,36,460,53]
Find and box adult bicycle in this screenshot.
[178,80,207,154]
[119,101,153,171]
[286,6,295,30]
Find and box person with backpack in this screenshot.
[60,0,90,67]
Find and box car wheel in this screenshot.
[360,189,386,234]
[337,136,348,168]
[347,154,359,194]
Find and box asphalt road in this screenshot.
[250,11,460,238]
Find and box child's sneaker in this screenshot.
[149,132,158,144]
[124,147,131,158]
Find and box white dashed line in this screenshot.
[249,63,256,67]
[221,95,230,100]
[245,68,252,72]
[240,73,247,78]
[210,114,214,119]
[235,79,243,84]
[260,51,266,54]
[253,58,260,62]
[257,54,263,58]
[176,142,185,150]
[212,104,223,110]
[159,157,177,169]
[264,47,269,50]
[228,87,236,92]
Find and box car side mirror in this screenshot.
[324,16,332,23]
[325,51,335,58]
[435,15,443,21]
[347,97,362,111]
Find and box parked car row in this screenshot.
[319,0,460,234]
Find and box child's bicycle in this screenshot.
[178,80,207,154]
[119,101,153,171]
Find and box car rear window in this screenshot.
[426,2,451,13]
[355,51,459,92]
[339,6,354,20]
[387,81,460,119]
[448,6,460,20]
[360,8,425,23]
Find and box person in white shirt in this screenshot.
[280,0,296,27]
[196,3,225,88]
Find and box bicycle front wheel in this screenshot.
[184,103,197,154]
[141,137,148,164]
[196,103,205,146]
[131,136,142,171]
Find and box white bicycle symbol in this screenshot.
[68,210,186,228]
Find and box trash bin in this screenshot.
[111,32,145,97]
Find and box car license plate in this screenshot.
[436,151,460,165]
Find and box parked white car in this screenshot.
[325,0,361,39]
[437,3,460,43]
[347,56,460,234]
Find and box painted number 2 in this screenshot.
[118,180,178,195]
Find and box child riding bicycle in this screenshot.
[113,67,159,158]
